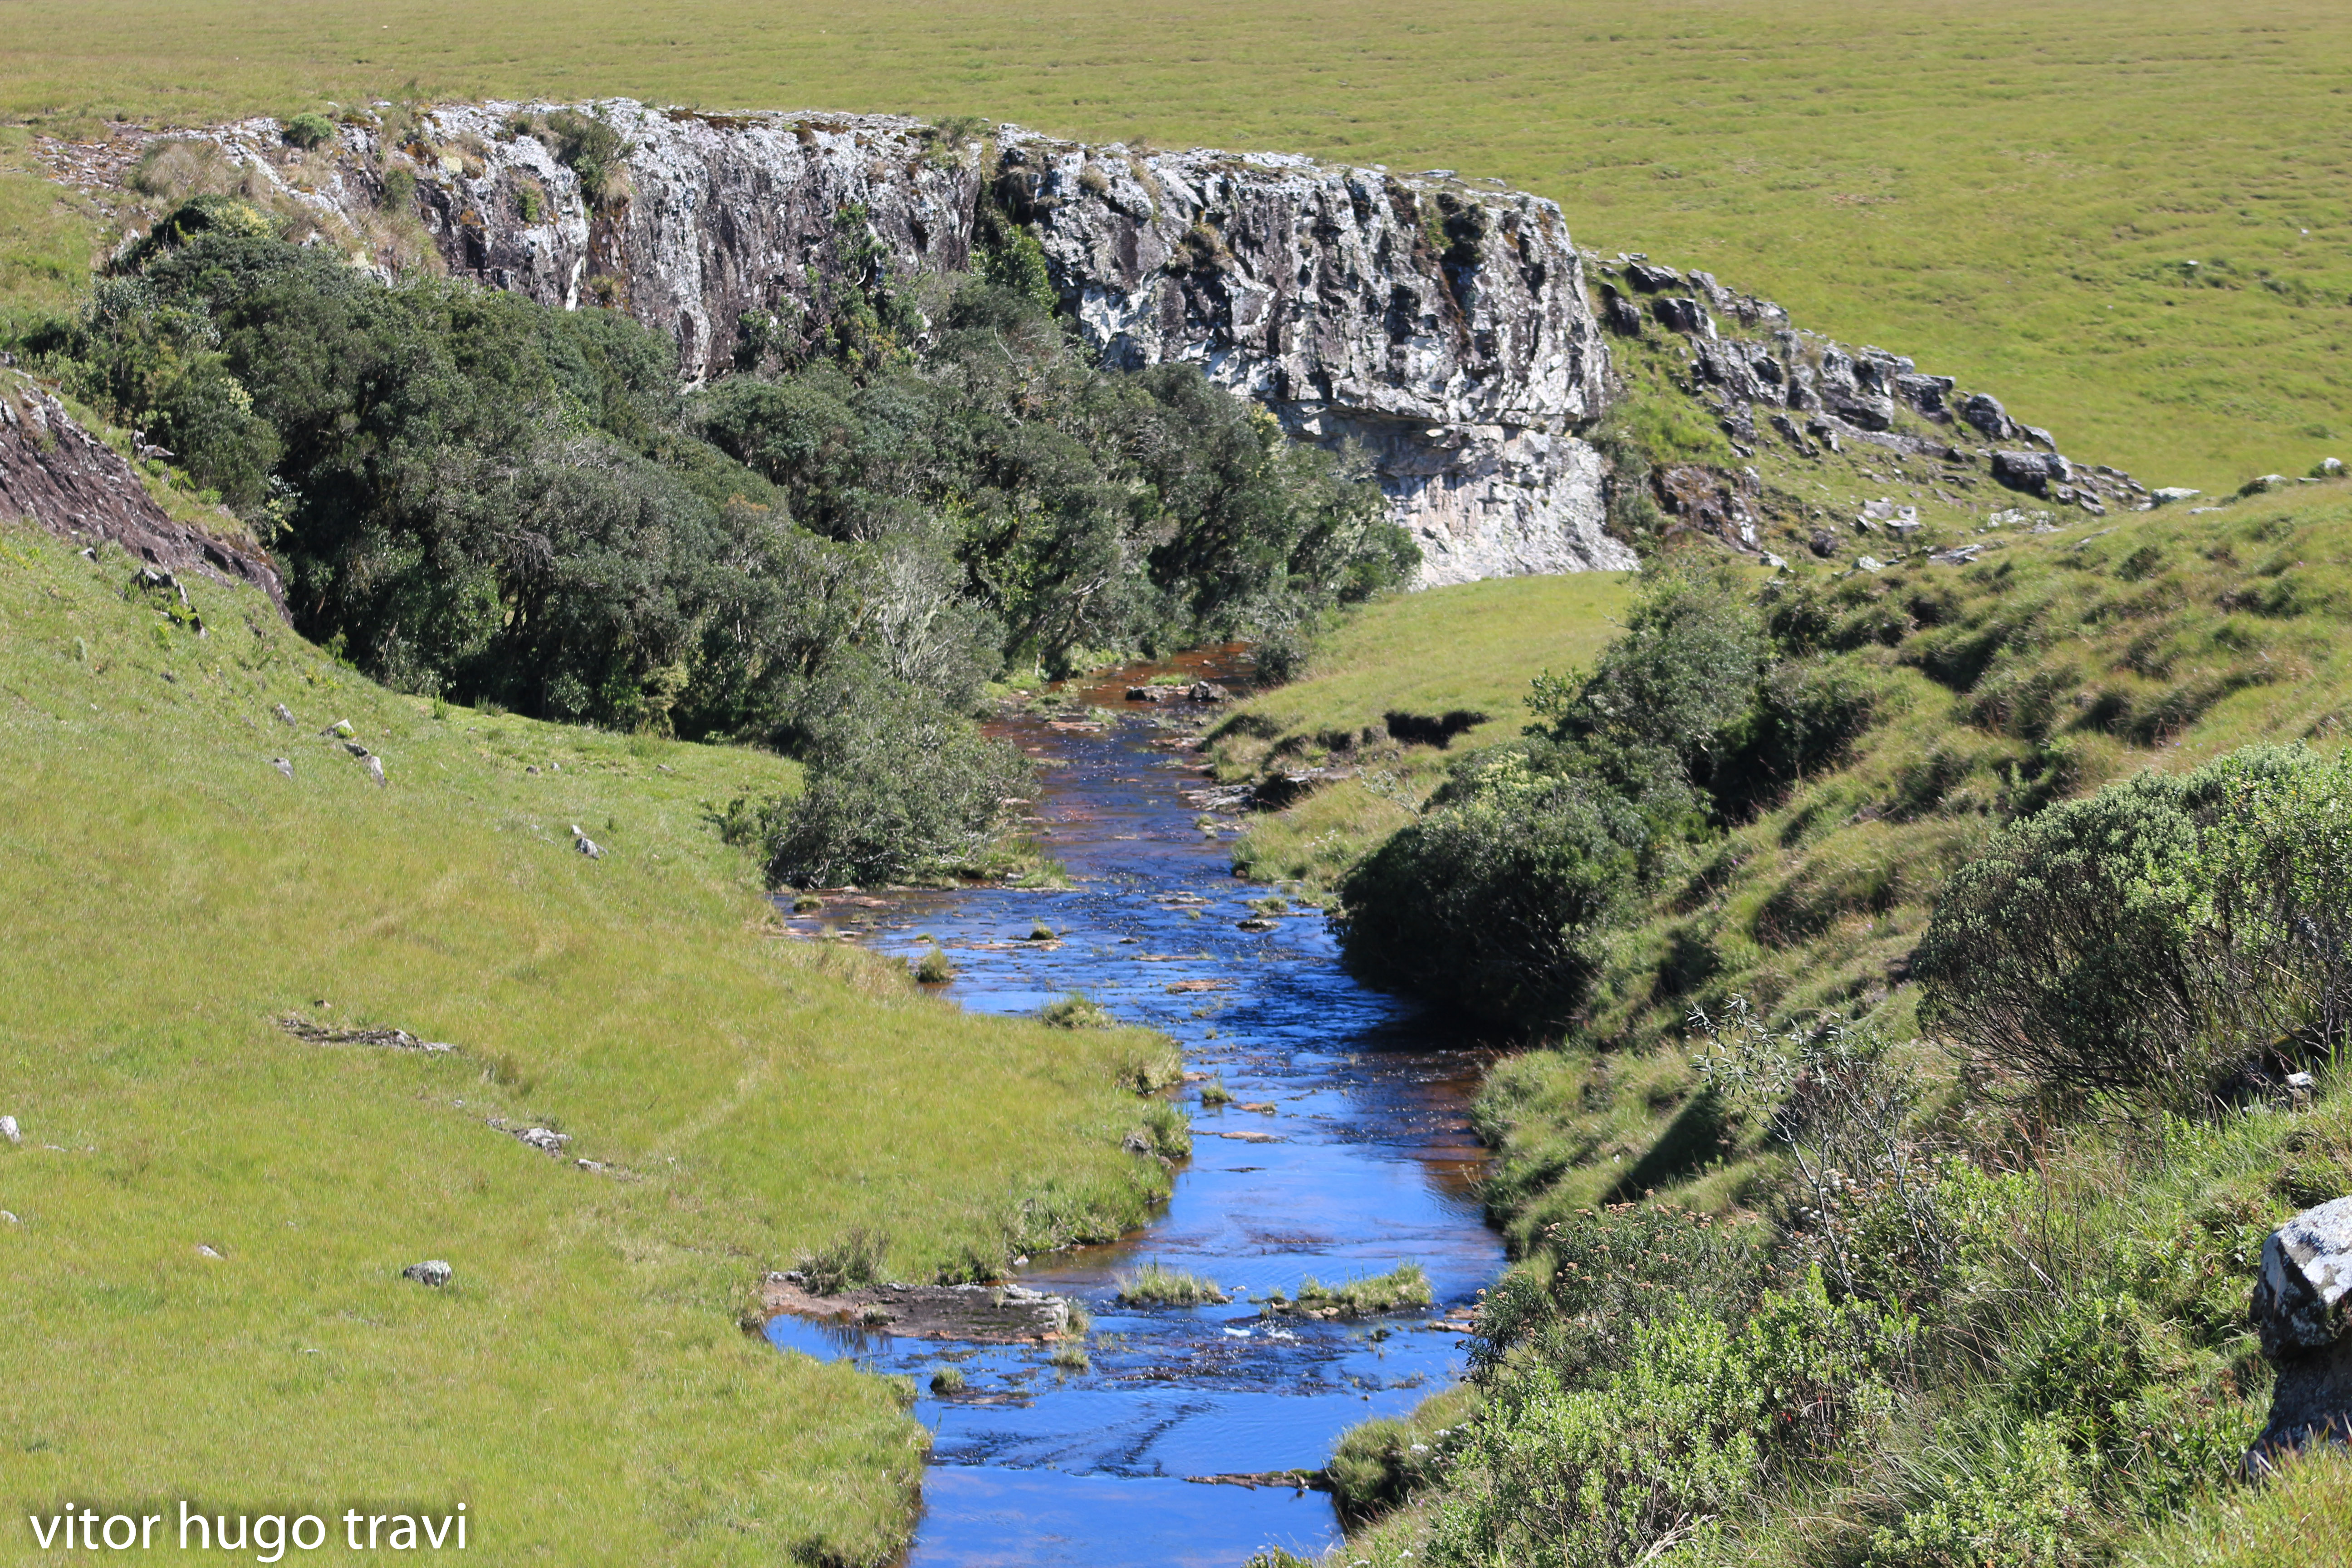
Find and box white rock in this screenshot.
[271,757,294,779]
[2253,1196,2352,1356]
[402,1259,454,1288]
[366,756,386,788]
[0,1114,18,1143]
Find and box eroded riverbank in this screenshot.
[771,654,1506,1567]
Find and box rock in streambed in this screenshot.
[761,1272,1077,1342]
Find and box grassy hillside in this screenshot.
[1210,573,1636,892]
[5,1,2352,490]
[1250,472,2352,1568]
[0,521,1177,1563]
[1476,478,2352,1243]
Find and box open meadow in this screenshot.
[4,0,2352,491]
[0,520,1176,1563]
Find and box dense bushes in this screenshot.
[1432,1232,1912,1568]
[22,196,1416,885]
[1919,744,2352,1111]
[762,678,1028,887]
[695,277,1412,671]
[1335,568,1865,1029]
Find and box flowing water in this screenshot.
[769,654,1504,1567]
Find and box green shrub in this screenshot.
[1334,751,1670,1029]
[764,681,1029,887]
[1917,771,2208,1107]
[280,113,336,150]
[1919,744,2352,1112]
[543,108,631,206]
[1867,1419,2093,1568]
[1431,1269,1909,1568]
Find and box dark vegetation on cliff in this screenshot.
[15,193,1411,885]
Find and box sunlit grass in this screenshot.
[0,520,1176,1563]
[1114,1262,1230,1306]
[1263,1264,1433,1318]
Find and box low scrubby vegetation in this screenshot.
[1300,484,2352,1564]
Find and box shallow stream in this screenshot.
[769,653,1503,1567]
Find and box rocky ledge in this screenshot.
[760,1270,1077,1342]
[1591,255,2154,549]
[103,102,1630,585]
[0,371,287,616]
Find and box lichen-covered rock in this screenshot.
[2254,1197,2352,1358]
[171,102,1630,585]
[2249,1196,2352,1464]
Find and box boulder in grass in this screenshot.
[402,1260,453,1288]
[2249,1196,2352,1466]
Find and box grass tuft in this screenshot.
[1115,1262,1230,1306]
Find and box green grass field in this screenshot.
[5,1,2352,491]
[0,521,1177,1564]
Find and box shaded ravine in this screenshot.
[771,654,1505,1568]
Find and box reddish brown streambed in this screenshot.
[769,650,1505,1568]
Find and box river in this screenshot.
[767,653,1504,1567]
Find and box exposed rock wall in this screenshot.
[0,372,288,616]
[175,102,1632,584]
[1591,256,2155,521]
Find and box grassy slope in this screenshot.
[1239,480,2352,1254]
[1245,481,2352,1563]
[0,523,1176,1563]
[5,1,2352,490]
[1212,573,1635,892]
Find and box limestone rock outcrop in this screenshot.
[162,103,1632,584]
[2249,1195,2352,1465]
[1589,255,2153,521]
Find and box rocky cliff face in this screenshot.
[0,372,287,617]
[177,102,1631,584]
